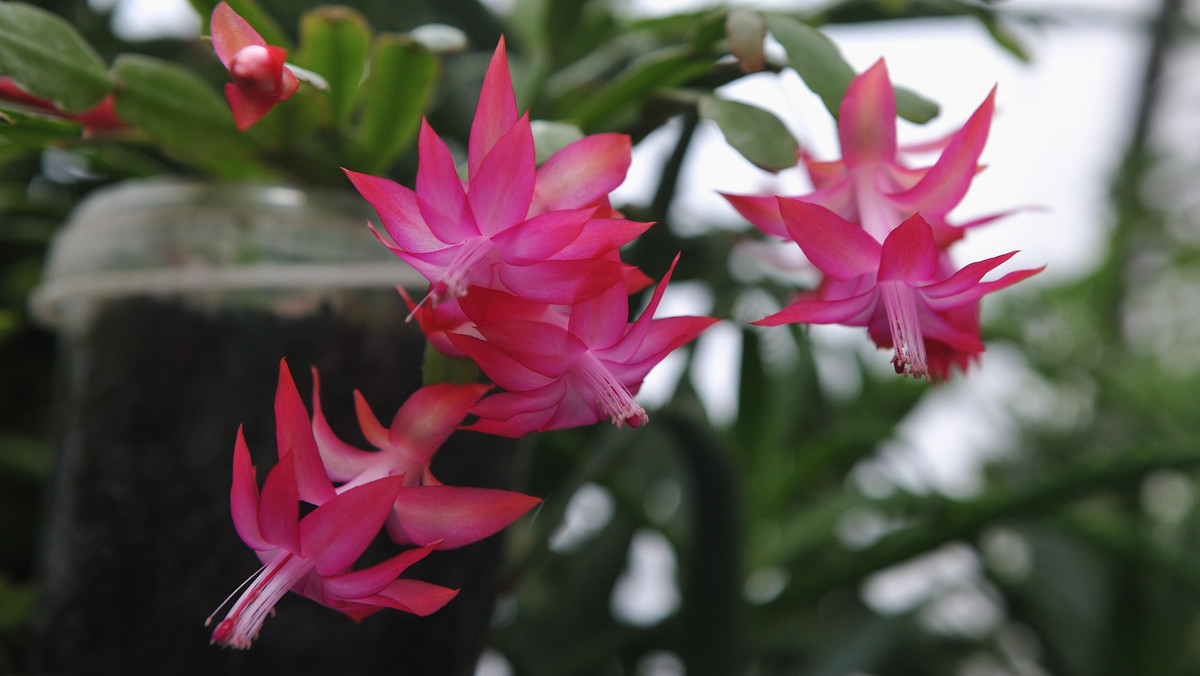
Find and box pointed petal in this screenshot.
[839,59,896,170]
[274,360,336,505]
[497,258,628,305]
[778,197,881,280]
[468,114,536,237]
[890,87,996,215]
[469,36,519,179]
[230,426,270,551]
[567,278,629,349]
[552,217,654,259]
[447,334,560,391]
[210,2,266,69]
[722,192,788,238]
[462,319,585,380]
[301,476,405,576]
[531,133,632,214]
[387,383,491,465]
[923,257,1044,310]
[365,578,458,616]
[258,453,300,553]
[465,385,564,437]
[878,214,937,282]
[388,486,541,549]
[490,208,592,265]
[310,367,380,483]
[753,291,878,327]
[224,83,277,131]
[322,542,438,599]
[606,315,721,380]
[416,120,477,243]
[607,254,681,361]
[354,390,390,448]
[344,170,443,253]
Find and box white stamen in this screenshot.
[879,281,928,379]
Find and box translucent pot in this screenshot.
[30,178,516,675]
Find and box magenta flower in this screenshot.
[345,37,648,308]
[210,1,300,130]
[0,77,124,133]
[307,369,543,549]
[439,255,718,436]
[208,431,457,648]
[723,59,1001,248]
[756,199,1042,379]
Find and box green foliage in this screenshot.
[697,95,798,173]
[0,2,110,112]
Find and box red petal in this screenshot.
[387,383,491,465]
[387,486,541,549]
[224,82,277,131]
[322,542,438,599]
[778,198,881,280]
[343,170,443,253]
[839,59,897,170]
[468,114,536,237]
[300,476,405,576]
[531,133,632,213]
[416,120,477,244]
[274,360,336,505]
[365,579,458,616]
[878,214,937,282]
[468,36,519,179]
[258,453,300,553]
[230,426,270,550]
[490,208,592,265]
[753,291,877,327]
[210,2,266,69]
[310,367,380,483]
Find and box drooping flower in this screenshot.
[723,59,1002,248]
[344,37,648,308]
[307,369,543,549]
[756,199,1042,379]
[0,76,124,133]
[439,255,718,436]
[207,429,457,649]
[208,360,543,647]
[210,1,300,130]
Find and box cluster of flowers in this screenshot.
[207,8,716,646]
[345,39,719,437]
[206,360,540,648]
[724,61,1043,380]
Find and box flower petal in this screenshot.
[363,578,458,616]
[230,426,270,551]
[468,113,536,237]
[778,197,881,280]
[839,59,896,170]
[468,36,519,180]
[753,290,877,327]
[387,485,541,549]
[309,367,380,483]
[274,360,336,505]
[531,133,631,214]
[387,383,491,465]
[416,120,477,244]
[343,170,443,253]
[257,453,300,553]
[490,208,593,265]
[321,542,438,600]
[300,476,405,576]
[210,2,266,69]
[878,213,937,282]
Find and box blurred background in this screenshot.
[3,0,1200,674]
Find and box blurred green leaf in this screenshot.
[295,6,371,126]
[422,341,479,386]
[110,54,258,173]
[763,12,937,124]
[0,1,110,112]
[531,119,584,164]
[563,46,714,133]
[347,34,438,174]
[698,95,798,173]
[0,106,83,146]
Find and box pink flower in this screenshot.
[210,1,299,130]
[0,76,124,133]
[307,369,543,548]
[756,199,1042,380]
[723,59,1002,248]
[207,431,457,649]
[440,255,718,436]
[345,37,647,308]
[208,360,543,647]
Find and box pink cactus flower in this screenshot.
[723,59,1002,248]
[345,37,647,309]
[210,1,300,130]
[438,255,718,436]
[756,199,1042,380]
[0,76,124,133]
[307,369,542,549]
[207,431,457,648]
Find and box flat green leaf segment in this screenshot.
[698,96,798,173]
[295,6,372,126]
[111,55,256,173]
[348,35,438,174]
[0,2,110,112]
[763,12,938,124]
